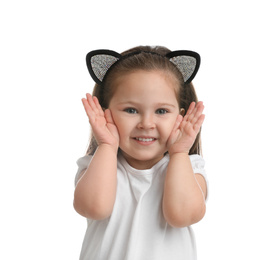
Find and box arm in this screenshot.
[163,153,207,227]
[74,94,119,220]
[74,144,117,220]
[163,102,207,227]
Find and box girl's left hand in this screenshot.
[167,101,205,155]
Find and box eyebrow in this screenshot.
[155,103,176,108]
[117,101,176,108]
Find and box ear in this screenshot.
[180,108,186,116]
[86,50,122,85]
[166,50,201,84]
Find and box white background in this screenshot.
[1,0,277,259]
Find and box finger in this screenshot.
[82,98,94,120]
[82,98,91,114]
[183,102,196,122]
[172,114,183,132]
[85,93,96,110]
[190,102,204,124]
[186,101,204,124]
[86,93,97,110]
[94,96,103,111]
[193,114,205,133]
[185,102,195,117]
[92,96,104,116]
[86,94,103,116]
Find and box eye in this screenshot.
[156,108,168,115]
[124,108,138,114]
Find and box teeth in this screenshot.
[135,137,155,142]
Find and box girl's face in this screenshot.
[108,70,180,169]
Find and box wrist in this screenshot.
[97,143,119,155]
[168,149,189,158]
[168,144,190,157]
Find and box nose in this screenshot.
[137,113,156,129]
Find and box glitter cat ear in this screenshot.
[86,50,122,85]
[86,49,201,85]
[166,51,201,84]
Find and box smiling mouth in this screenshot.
[134,137,156,142]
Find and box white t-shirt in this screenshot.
[75,152,208,260]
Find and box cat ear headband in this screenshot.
[86,49,201,85]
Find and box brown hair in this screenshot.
[86,45,202,156]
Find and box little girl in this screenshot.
[74,46,208,260]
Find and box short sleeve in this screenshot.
[189,154,209,201]
[74,155,93,187]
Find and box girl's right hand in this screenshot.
[82,94,119,151]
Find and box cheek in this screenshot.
[159,116,178,137]
[111,113,132,137]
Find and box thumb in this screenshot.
[167,114,183,147]
[104,109,115,125]
[172,114,183,133]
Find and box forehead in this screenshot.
[113,69,179,93]
[109,70,180,105]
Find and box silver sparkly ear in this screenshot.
[86,50,122,85]
[166,51,200,84]
[91,55,119,83]
[169,56,196,83]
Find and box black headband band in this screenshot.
[86,49,201,85]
